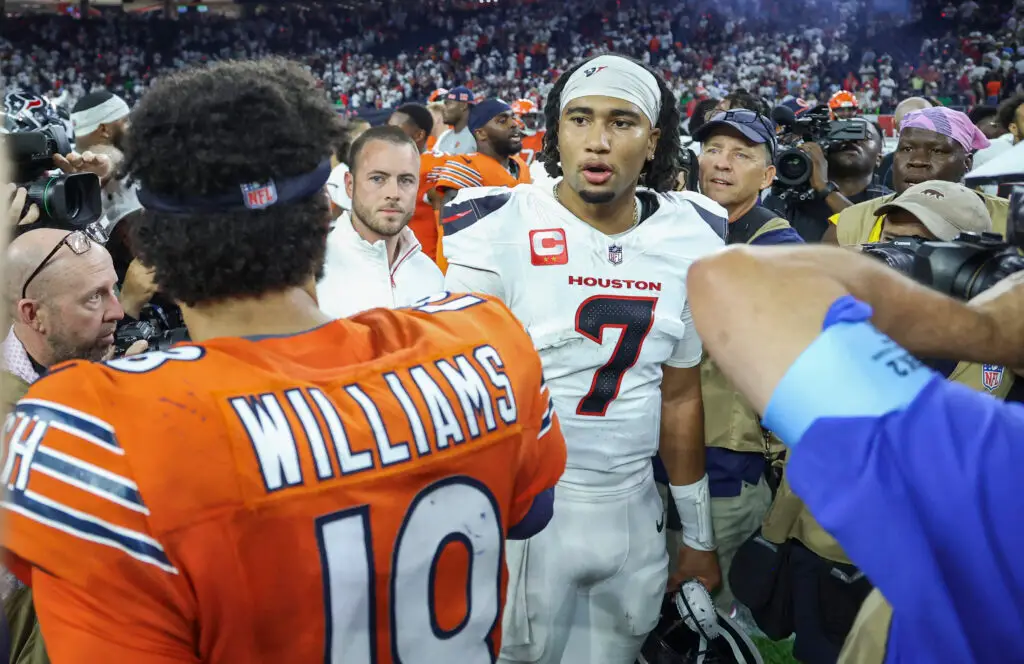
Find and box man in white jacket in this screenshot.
[318,126,444,318]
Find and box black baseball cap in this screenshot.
[693,109,777,154]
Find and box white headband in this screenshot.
[71,96,130,137]
[559,55,662,127]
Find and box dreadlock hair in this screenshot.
[539,55,682,192]
[124,57,345,307]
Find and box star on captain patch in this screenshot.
[608,244,623,265]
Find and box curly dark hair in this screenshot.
[124,58,345,307]
[539,55,682,192]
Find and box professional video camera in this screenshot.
[770,104,867,200]
[861,186,1024,300]
[114,303,190,356]
[0,125,103,229]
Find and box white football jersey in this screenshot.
[443,183,727,487]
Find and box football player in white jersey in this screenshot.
[442,54,728,664]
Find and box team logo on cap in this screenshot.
[982,364,1004,391]
[608,244,623,265]
[241,180,279,210]
[584,65,608,78]
[922,189,945,200]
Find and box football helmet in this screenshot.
[4,91,62,131]
[828,91,859,119]
[638,581,764,664]
[510,98,543,134]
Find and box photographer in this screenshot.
[686,208,1024,662]
[742,180,1005,664]
[765,118,890,243]
[690,109,802,616]
[828,107,1008,245]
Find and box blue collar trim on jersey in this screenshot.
[136,159,331,215]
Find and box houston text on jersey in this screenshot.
[227,344,518,493]
[567,276,663,291]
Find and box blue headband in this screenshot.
[137,159,332,215]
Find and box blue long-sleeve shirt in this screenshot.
[764,296,1024,662]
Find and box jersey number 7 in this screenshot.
[574,295,657,416]
[317,476,503,663]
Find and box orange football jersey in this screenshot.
[519,132,544,166]
[1,294,565,663]
[408,151,446,262]
[430,153,532,273]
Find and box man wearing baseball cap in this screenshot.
[692,108,804,619]
[430,98,531,270]
[435,85,477,155]
[873,180,993,241]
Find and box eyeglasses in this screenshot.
[21,230,93,300]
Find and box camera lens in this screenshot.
[773,148,811,187]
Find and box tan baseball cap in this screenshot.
[876,181,993,241]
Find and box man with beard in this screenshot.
[829,107,1008,245]
[432,99,531,271]
[768,118,890,243]
[434,86,477,155]
[70,91,129,153]
[3,228,124,408]
[317,126,443,318]
[388,103,445,263]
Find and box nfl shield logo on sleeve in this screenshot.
[241,180,279,210]
[982,364,1004,391]
[608,244,623,265]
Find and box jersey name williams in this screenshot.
[226,344,517,494]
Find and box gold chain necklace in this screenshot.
[552,182,640,230]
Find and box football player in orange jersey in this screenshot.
[510,98,545,166]
[0,58,566,664]
[431,99,531,271]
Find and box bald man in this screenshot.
[877,97,933,190]
[2,228,124,409]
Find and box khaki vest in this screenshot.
[761,362,1015,562]
[703,216,793,456]
[835,191,1009,246]
[1,371,31,414]
[762,364,1015,662]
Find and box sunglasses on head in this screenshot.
[707,109,777,150]
[21,230,93,300]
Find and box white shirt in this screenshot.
[434,126,477,155]
[443,183,726,488]
[317,212,444,319]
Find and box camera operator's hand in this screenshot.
[798,142,830,193]
[120,259,159,319]
[53,151,115,186]
[3,183,40,229]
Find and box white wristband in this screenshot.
[670,474,716,551]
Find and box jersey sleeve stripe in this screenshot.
[3,489,177,574]
[32,445,148,514]
[15,400,120,454]
[539,394,555,439]
[435,169,482,189]
[444,161,484,181]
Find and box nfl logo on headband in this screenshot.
[241,180,279,210]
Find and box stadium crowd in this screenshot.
[2,0,1022,117]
